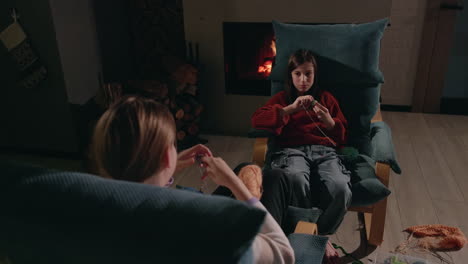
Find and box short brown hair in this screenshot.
[285,49,321,104]
[91,96,176,182]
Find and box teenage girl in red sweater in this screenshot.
[252,49,352,238]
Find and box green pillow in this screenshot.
[270,18,388,84]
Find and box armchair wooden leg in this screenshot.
[364,162,391,246]
[364,198,388,246]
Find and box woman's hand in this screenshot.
[283,95,314,115]
[313,103,335,130]
[176,144,212,172]
[200,156,254,201]
[199,156,238,188]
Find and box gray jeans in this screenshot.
[269,145,352,235]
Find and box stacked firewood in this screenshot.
[173,93,203,142]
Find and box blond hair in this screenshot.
[92,96,176,182]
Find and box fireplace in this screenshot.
[223,22,275,96]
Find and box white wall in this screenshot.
[183,0,392,135]
[49,0,101,105]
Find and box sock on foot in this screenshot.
[237,164,263,199]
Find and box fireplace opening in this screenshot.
[223,22,275,96]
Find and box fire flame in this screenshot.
[258,60,273,74]
[271,38,276,57]
[257,39,276,76]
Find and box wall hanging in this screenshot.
[0,8,47,89]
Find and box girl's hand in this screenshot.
[199,156,238,188]
[176,144,212,172]
[313,103,335,129]
[284,95,314,114]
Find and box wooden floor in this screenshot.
[174,111,468,264]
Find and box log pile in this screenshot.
[95,55,205,150]
[127,64,204,149]
[172,93,203,143]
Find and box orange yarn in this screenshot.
[403,224,467,251]
[238,165,263,199]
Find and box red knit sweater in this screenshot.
[251,91,347,147]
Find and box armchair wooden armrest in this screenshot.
[294,221,318,235]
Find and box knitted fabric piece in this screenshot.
[404,225,467,251]
[238,164,263,199]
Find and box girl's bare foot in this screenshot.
[323,241,339,264]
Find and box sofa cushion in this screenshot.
[287,234,328,264]
[269,19,388,84]
[0,160,265,264]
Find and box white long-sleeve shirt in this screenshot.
[251,201,295,264]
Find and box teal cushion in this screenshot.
[271,80,284,96]
[0,160,265,264]
[352,177,390,207]
[371,121,402,174]
[283,206,323,235]
[327,83,380,156]
[288,234,328,264]
[270,19,388,84]
[341,154,391,207]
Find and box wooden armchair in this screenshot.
[252,107,391,246]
